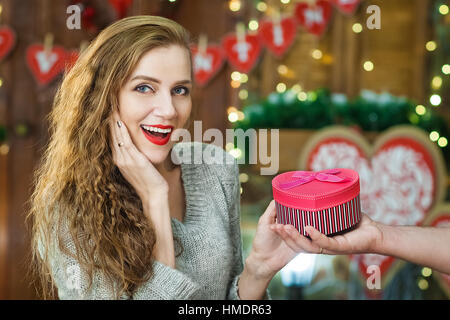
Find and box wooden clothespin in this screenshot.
[198,33,208,56]
[307,0,318,9]
[236,22,246,44]
[44,33,54,57]
[272,7,281,26]
[79,40,89,54]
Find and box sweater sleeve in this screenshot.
[225,160,271,300]
[43,216,200,300]
[132,261,201,300]
[47,247,200,299]
[40,218,121,300]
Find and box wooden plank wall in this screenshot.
[0,0,443,299]
[260,0,430,102]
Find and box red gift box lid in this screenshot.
[272,168,360,211]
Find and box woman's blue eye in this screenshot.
[174,86,190,96]
[135,85,152,93]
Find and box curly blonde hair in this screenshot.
[27,15,192,299]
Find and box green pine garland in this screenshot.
[233,88,449,161]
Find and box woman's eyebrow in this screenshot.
[130,75,192,85]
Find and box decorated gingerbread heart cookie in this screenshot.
[299,125,447,288]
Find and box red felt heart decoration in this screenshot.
[26,44,67,86]
[191,44,225,87]
[65,49,79,72]
[295,0,332,36]
[109,0,133,19]
[0,26,16,62]
[222,33,262,73]
[259,17,297,59]
[331,0,361,15]
[300,126,446,290]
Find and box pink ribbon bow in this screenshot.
[279,169,350,190]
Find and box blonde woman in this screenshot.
[28,15,298,300]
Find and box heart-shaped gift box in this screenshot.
[272,168,361,236]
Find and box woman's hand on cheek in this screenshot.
[109,110,169,204]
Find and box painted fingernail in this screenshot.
[117,120,122,128]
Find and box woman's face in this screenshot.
[118,44,192,165]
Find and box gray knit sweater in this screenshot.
[43,141,270,300]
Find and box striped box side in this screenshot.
[275,194,362,236]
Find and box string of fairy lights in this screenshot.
[224,0,449,295]
[224,0,449,156]
[424,2,449,149]
[1,1,448,156]
[416,2,449,293]
[225,0,380,131]
[222,0,450,228]
[0,0,447,297]
[227,0,369,117]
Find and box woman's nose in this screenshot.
[152,91,177,119]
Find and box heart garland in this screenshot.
[331,0,361,15]
[299,125,447,292]
[295,0,333,36]
[0,26,16,62]
[19,0,360,88]
[259,16,298,59]
[26,44,67,86]
[191,44,225,87]
[222,33,262,74]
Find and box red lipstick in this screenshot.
[140,124,174,146]
[146,124,173,129]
